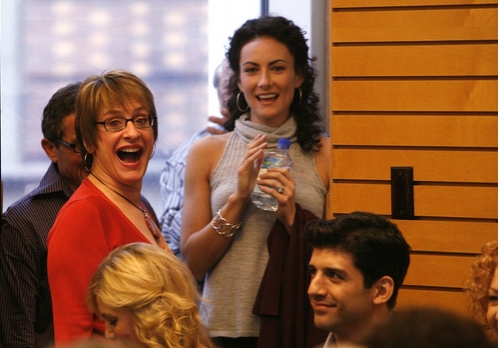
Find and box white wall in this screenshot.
[270,0,329,129]
[207,0,260,117]
[269,0,311,35]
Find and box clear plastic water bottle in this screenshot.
[251,137,293,211]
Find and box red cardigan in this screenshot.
[47,179,156,346]
[253,204,329,348]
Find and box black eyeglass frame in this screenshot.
[53,138,80,153]
[95,114,156,132]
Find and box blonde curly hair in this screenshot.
[87,243,213,348]
[464,240,498,327]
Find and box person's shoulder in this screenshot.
[190,131,231,156]
[314,135,330,159]
[319,134,330,149]
[55,181,108,218]
[48,186,111,244]
[2,193,37,218]
[2,165,58,214]
[185,132,231,176]
[196,131,231,145]
[2,183,67,224]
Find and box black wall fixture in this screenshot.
[391,167,415,220]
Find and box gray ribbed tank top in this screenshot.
[201,126,326,338]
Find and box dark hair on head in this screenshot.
[76,69,158,159]
[225,15,323,152]
[304,212,411,309]
[360,307,495,348]
[42,82,82,143]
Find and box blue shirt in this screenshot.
[159,129,210,258]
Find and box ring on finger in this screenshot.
[277,185,285,194]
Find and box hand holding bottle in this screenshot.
[236,134,267,199]
[252,138,293,211]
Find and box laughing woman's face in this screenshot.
[90,101,155,188]
[237,36,303,128]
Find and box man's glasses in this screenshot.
[95,114,156,132]
[54,139,80,153]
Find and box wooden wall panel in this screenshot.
[415,186,498,218]
[394,219,497,253]
[330,0,498,318]
[332,45,498,77]
[405,254,476,288]
[331,116,497,147]
[397,288,469,316]
[332,8,497,43]
[331,184,498,218]
[333,149,497,182]
[333,0,497,7]
[331,80,498,112]
[331,183,391,214]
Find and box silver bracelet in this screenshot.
[210,209,242,238]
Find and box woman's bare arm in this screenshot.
[180,133,267,280]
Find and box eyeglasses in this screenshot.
[54,139,80,153]
[95,114,156,132]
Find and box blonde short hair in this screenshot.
[465,240,498,328]
[87,243,212,348]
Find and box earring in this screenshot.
[150,143,156,159]
[84,153,93,172]
[295,87,302,108]
[236,92,249,112]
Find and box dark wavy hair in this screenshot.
[304,212,412,310]
[225,15,323,152]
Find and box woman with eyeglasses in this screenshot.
[47,70,170,346]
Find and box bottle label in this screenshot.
[261,157,283,169]
[254,155,286,193]
[254,168,267,193]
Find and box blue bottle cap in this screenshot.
[277,137,291,149]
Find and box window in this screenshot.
[1,0,260,212]
[1,1,324,214]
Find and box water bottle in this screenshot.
[251,137,293,211]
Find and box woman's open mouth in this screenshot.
[257,93,278,102]
[118,148,143,163]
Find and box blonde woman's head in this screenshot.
[87,243,212,348]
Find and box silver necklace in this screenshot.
[90,172,161,239]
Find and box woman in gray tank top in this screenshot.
[180,15,330,348]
